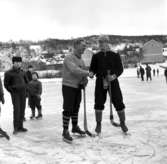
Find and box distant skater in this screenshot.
[153,69,155,76]
[164,68,167,83]
[137,67,140,78]
[145,64,152,81]
[157,68,159,76]
[139,66,145,81]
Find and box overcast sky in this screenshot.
[0,0,167,41]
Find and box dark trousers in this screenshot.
[94,78,125,111]
[62,85,82,130]
[141,74,144,81]
[62,85,81,116]
[11,91,26,130]
[29,95,42,113]
[146,74,152,81]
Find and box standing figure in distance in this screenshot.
[164,68,167,83]
[137,67,140,78]
[145,64,152,81]
[139,65,145,81]
[153,68,156,76]
[157,68,159,76]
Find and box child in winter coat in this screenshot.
[27,72,42,119]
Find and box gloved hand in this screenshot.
[107,74,117,82]
[79,77,88,89]
[36,94,41,99]
[89,72,94,78]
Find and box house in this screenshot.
[163,47,167,57]
[141,39,165,64]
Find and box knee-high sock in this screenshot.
[62,112,70,130]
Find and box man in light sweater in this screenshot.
[62,39,90,143]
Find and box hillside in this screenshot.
[0,35,167,70]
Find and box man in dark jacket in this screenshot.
[4,56,28,134]
[89,35,128,135]
[27,72,42,119]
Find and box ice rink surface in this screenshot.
[0,68,167,164]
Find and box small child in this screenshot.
[27,72,43,119]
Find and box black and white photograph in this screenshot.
[0,0,167,163]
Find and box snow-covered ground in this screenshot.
[0,69,167,164]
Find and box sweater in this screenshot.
[62,54,88,88]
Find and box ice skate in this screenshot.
[117,110,129,134]
[72,126,86,137]
[120,122,128,133]
[0,128,10,140]
[30,110,35,120]
[30,114,35,120]
[95,123,101,136]
[36,114,43,119]
[18,127,28,132]
[62,130,73,144]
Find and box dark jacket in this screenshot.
[140,66,145,75]
[145,66,151,75]
[27,80,42,96]
[4,68,28,93]
[89,51,123,78]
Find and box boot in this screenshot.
[72,126,85,136]
[18,127,28,132]
[36,109,42,119]
[71,113,86,136]
[117,110,128,133]
[95,110,102,134]
[30,109,35,119]
[62,129,73,143]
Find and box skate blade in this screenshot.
[36,117,42,120]
[30,118,35,120]
[72,133,86,138]
[88,133,96,137]
[0,134,10,140]
[122,131,131,136]
[95,132,102,138]
[63,138,73,144]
